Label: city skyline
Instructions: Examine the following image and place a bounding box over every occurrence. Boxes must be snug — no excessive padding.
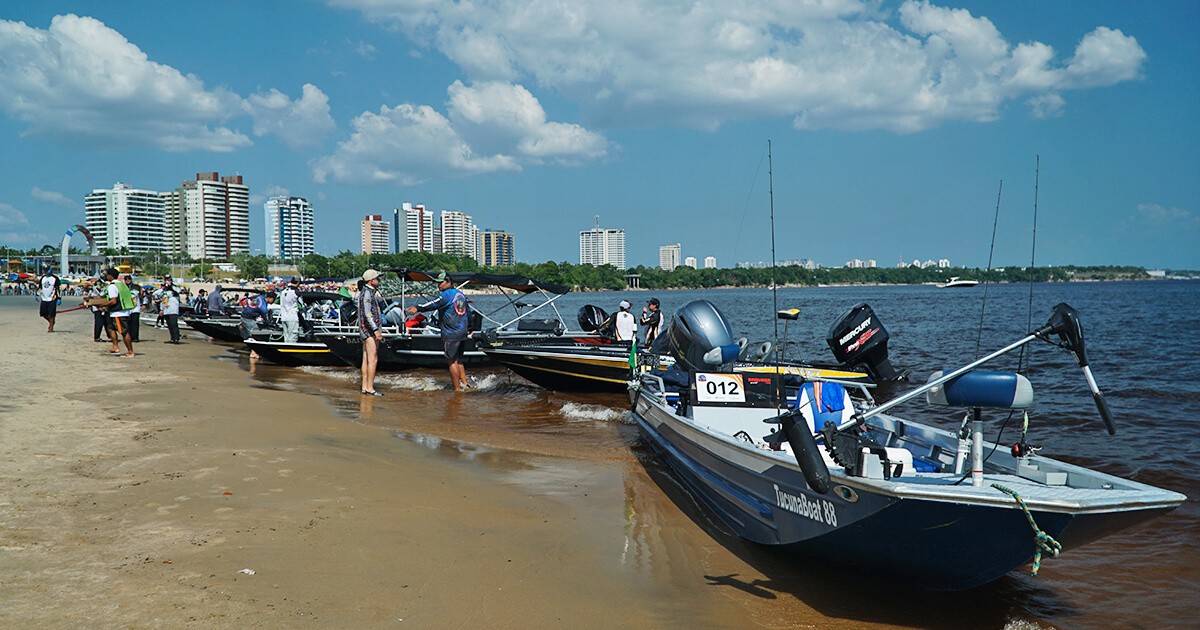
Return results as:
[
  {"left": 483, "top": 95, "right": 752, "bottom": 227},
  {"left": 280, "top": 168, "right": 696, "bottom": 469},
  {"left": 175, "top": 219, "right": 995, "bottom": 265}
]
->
[{"left": 0, "top": 3, "right": 1196, "bottom": 269}]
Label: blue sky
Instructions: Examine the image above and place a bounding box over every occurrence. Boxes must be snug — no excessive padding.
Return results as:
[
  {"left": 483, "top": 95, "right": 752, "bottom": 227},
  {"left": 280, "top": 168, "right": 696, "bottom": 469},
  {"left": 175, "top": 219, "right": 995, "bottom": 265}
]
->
[{"left": 1, "top": 1, "right": 1196, "bottom": 269}]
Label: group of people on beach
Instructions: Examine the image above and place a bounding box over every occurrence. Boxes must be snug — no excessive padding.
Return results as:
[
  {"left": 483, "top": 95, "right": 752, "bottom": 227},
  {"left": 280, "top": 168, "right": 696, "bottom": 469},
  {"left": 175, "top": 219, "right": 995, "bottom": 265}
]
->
[{"left": 35, "top": 267, "right": 189, "bottom": 357}]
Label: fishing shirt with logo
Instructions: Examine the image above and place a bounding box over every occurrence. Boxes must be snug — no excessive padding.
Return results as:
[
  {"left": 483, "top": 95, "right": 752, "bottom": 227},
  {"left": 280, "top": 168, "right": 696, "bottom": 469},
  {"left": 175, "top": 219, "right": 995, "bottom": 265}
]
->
[{"left": 415, "top": 288, "right": 470, "bottom": 339}]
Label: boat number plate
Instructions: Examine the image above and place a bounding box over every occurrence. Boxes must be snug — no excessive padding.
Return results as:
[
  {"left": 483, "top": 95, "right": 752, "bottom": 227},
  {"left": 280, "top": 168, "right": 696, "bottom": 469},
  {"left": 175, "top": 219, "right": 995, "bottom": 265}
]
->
[{"left": 696, "top": 373, "right": 745, "bottom": 403}]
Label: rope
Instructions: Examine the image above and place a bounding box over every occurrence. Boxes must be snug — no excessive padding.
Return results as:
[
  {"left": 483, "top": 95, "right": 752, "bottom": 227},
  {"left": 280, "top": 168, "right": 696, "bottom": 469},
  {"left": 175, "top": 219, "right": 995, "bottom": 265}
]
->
[{"left": 991, "top": 483, "right": 1061, "bottom": 576}]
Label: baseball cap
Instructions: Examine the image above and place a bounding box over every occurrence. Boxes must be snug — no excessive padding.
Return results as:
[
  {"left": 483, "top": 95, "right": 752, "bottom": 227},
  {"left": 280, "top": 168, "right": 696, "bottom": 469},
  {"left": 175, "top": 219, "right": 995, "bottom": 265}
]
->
[
  {"left": 362, "top": 269, "right": 381, "bottom": 281},
  {"left": 619, "top": 300, "right": 631, "bottom": 309},
  {"left": 433, "top": 271, "right": 449, "bottom": 283},
  {"left": 648, "top": 297, "right": 660, "bottom": 306}
]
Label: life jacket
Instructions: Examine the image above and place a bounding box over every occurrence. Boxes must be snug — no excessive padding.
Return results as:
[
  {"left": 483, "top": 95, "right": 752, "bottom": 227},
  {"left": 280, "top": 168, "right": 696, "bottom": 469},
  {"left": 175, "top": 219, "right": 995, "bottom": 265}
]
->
[{"left": 111, "top": 281, "right": 136, "bottom": 312}]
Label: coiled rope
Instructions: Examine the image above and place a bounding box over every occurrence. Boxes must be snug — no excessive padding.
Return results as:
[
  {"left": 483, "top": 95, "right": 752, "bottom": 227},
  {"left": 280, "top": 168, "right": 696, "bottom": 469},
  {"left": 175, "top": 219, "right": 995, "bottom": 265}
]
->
[{"left": 992, "top": 482, "right": 1062, "bottom": 575}]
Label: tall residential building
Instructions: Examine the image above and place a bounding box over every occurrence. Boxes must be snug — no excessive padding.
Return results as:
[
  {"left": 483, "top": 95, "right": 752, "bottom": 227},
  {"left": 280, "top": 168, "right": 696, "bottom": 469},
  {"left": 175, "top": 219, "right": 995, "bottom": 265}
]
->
[
  {"left": 440, "top": 210, "right": 479, "bottom": 261},
  {"left": 84, "top": 182, "right": 166, "bottom": 253},
  {"left": 480, "top": 230, "right": 515, "bottom": 267},
  {"left": 264, "top": 196, "right": 315, "bottom": 259},
  {"left": 683, "top": 256, "right": 697, "bottom": 269},
  {"left": 704, "top": 256, "right": 717, "bottom": 269},
  {"left": 394, "top": 202, "right": 435, "bottom": 253},
  {"left": 659, "top": 243, "right": 681, "bottom": 271},
  {"left": 163, "top": 172, "right": 250, "bottom": 260},
  {"left": 361, "top": 215, "right": 391, "bottom": 254},
  {"left": 579, "top": 217, "right": 626, "bottom": 268}
]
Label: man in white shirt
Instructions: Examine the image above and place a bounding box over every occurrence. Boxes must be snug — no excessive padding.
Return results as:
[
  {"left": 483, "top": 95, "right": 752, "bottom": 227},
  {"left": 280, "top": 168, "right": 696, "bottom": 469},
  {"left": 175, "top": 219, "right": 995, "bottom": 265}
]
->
[
  {"left": 601, "top": 300, "right": 638, "bottom": 342},
  {"left": 38, "top": 268, "right": 60, "bottom": 332},
  {"left": 101, "top": 268, "right": 136, "bottom": 357},
  {"left": 278, "top": 278, "right": 301, "bottom": 343}
]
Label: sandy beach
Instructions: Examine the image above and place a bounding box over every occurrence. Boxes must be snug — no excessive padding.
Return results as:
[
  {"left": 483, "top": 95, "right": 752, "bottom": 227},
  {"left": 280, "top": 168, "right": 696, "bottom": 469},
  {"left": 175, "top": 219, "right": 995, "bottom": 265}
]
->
[{"left": 1, "top": 296, "right": 862, "bottom": 629}]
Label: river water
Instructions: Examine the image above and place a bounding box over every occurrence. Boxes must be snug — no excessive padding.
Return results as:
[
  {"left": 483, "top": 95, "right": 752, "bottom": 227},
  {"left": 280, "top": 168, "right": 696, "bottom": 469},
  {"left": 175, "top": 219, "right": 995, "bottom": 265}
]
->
[{"left": 235, "top": 280, "right": 1199, "bottom": 628}]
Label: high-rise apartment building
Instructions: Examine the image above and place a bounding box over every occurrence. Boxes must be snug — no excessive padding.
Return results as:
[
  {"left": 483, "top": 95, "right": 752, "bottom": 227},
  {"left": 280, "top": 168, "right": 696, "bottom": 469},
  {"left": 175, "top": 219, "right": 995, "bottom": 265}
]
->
[
  {"left": 704, "top": 256, "right": 717, "bottom": 269},
  {"left": 659, "top": 243, "right": 681, "bottom": 271},
  {"left": 683, "top": 256, "right": 697, "bottom": 269},
  {"left": 394, "top": 202, "right": 435, "bottom": 253},
  {"left": 480, "top": 230, "right": 515, "bottom": 267},
  {"left": 361, "top": 215, "right": 391, "bottom": 254},
  {"left": 440, "top": 210, "right": 479, "bottom": 261},
  {"left": 579, "top": 217, "right": 625, "bottom": 268},
  {"left": 264, "top": 196, "right": 315, "bottom": 259},
  {"left": 162, "top": 172, "right": 250, "bottom": 260},
  {"left": 84, "top": 182, "right": 166, "bottom": 253}
]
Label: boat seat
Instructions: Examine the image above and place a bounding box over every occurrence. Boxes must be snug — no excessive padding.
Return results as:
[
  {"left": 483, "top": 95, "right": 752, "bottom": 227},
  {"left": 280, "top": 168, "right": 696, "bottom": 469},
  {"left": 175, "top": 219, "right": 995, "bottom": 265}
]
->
[
  {"left": 791, "top": 381, "right": 854, "bottom": 433},
  {"left": 925, "top": 370, "right": 1034, "bottom": 409},
  {"left": 516, "top": 318, "right": 564, "bottom": 333}
]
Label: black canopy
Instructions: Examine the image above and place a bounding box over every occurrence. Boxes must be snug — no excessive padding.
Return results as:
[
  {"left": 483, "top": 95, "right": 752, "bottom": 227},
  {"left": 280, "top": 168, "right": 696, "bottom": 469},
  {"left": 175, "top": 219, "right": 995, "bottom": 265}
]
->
[{"left": 388, "top": 268, "right": 569, "bottom": 295}]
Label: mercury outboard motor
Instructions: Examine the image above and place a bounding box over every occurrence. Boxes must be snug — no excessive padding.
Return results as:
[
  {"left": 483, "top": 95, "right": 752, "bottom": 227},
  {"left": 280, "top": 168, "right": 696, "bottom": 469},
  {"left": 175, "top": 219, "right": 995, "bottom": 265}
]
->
[
  {"left": 669, "top": 300, "right": 742, "bottom": 372},
  {"left": 578, "top": 305, "right": 608, "bottom": 332},
  {"left": 826, "top": 303, "right": 899, "bottom": 382}
]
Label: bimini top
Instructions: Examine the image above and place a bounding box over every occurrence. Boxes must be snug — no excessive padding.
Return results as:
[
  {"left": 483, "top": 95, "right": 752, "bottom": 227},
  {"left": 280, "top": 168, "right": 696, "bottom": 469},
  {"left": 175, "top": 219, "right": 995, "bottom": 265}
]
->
[
  {"left": 389, "top": 268, "right": 570, "bottom": 295},
  {"left": 297, "top": 291, "right": 354, "bottom": 303}
]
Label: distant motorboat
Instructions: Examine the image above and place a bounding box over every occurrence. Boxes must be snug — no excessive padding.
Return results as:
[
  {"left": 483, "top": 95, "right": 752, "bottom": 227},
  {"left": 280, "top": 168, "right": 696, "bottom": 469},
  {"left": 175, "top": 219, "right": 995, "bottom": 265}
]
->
[{"left": 937, "top": 276, "right": 979, "bottom": 288}]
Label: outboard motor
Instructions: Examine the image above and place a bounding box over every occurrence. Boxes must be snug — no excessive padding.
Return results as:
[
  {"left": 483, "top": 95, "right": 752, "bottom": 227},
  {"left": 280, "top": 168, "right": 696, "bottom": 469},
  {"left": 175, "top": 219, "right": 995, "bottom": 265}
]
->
[
  {"left": 826, "top": 303, "right": 900, "bottom": 382},
  {"left": 578, "top": 305, "right": 608, "bottom": 332},
  {"left": 669, "top": 300, "right": 741, "bottom": 372}
]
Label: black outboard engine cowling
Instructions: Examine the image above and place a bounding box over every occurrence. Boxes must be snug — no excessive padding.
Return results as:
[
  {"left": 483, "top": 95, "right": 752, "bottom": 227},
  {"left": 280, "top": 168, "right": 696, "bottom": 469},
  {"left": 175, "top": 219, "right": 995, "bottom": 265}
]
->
[
  {"left": 669, "top": 300, "right": 741, "bottom": 372},
  {"left": 578, "top": 305, "right": 608, "bottom": 332},
  {"left": 826, "top": 303, "right": 899, "bottom": 382}
]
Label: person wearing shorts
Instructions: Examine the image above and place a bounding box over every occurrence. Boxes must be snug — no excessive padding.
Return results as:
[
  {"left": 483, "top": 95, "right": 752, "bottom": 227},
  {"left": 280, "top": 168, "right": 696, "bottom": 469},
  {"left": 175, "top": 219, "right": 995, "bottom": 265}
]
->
[
  {"left": 408, "top": 271, "right": 472, "bottom": 392},
  {"left": 101, "top": 268, "right": 135, "bottom": 357},
  {"left": 37, "top": 270, "right": 60, "bottom": 332}
]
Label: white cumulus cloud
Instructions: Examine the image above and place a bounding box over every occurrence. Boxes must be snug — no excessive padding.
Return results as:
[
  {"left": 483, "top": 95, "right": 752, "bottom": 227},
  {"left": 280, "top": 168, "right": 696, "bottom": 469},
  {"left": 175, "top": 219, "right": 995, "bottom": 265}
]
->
[
  {"left": 0, "top": 202, "right": 37, "bottom": 245},
  {"left": 31, "top": 187, "right": 76, "bottom": 207},
  {"left": 331, "top": 0, "right": 1148, "bottom": 133},
  {"left": 1134, "top": 204, "right": 1200, "bottom": 229},
  {"left": 313, "top": 80, "right": 610, "bottom": 185},
  {"left": 0, "top": 14, "right": 333, "bottom": 152},
  {"left": 245, "top": 84, "right": 337, "bottom": 149}
]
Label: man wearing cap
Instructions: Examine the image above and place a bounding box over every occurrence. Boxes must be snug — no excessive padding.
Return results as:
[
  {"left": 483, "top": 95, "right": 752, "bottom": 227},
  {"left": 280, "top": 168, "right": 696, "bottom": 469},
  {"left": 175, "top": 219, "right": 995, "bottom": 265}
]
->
[
  {"left": 640, "top": 297, "right": 664, "bottom": 344},
  {"left": 358, "top": 269, "right": 384, "bottom": 396},
  {"left": 407, "top": 271, "right": 472, "bottom": 391},
  {"left": 100, "top": 267, "right": 136, "bottom": 357},
  {"left": 601, "top": 300, "right": 638, "bottom": 342},
  {"left": 279, "top": 277, "right": 301, "bottom": 343}
]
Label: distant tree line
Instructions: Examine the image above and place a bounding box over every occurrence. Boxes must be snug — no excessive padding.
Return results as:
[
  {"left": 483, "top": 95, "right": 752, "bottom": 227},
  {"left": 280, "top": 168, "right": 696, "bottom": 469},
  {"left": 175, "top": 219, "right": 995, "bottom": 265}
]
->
[{"left": 3, "top": 240, "right": 1190, "bottom": 287}]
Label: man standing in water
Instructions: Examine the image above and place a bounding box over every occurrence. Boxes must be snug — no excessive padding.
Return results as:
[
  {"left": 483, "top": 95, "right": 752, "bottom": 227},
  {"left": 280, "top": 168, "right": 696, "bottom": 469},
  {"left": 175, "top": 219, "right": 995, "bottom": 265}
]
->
[
  {"left": 358, "top": 269, "right": 384, "bottom": 396},
  {"left": 407, "top": 271, "right": 471, "bottom": 391},
  {"left": 37, "top": 267, "right": 61, "bottom": 332}
]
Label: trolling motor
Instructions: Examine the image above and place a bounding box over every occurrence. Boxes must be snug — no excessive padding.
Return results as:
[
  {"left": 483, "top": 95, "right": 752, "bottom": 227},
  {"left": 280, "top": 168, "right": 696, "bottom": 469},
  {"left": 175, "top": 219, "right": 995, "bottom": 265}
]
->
[{"left": 1038, "top": 303, "right": 1117, "bottom": 435}]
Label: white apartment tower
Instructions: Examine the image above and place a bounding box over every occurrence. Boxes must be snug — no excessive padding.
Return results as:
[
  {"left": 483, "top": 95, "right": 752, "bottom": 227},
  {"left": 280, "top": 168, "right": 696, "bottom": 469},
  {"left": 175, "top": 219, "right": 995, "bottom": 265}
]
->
[
  {"left": 84, "top": 182, "right": 166, "bottom": 253},
  {"left": 704, "top": 256, "right": 717, "bottom": 269},
  {"left": 394, "top": 202, "right": 435, "bottom": 253},
  {"left": 440, "top": 210, "right": 479, "bottom": 261},
  {"left": 264, "top": 196, "right": 315, "bottom": 259},
  {"left": 361, "top": 215, "right": 391, "bottom": 254},
  {"left": 683, "top": 256, "right": 697, "bottom": 269},
  {"left": 162, "top": 172, "right": 250, "bottom": 260},
  {"left": 579, "top": 217, "right": 626, "bottom": 268},
  {"left": 659, "top": 243, "right": 681, "bottom": 271}
]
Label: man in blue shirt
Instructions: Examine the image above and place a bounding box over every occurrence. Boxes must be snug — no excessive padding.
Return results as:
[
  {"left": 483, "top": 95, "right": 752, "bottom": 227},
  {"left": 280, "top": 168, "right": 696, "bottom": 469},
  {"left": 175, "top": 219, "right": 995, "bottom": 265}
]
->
[
  {"left": 408, "top": 271, "right": 471, "bottom": 391},
  {"left": 240, "top": 291, "right": 274, "bottom": 359}
]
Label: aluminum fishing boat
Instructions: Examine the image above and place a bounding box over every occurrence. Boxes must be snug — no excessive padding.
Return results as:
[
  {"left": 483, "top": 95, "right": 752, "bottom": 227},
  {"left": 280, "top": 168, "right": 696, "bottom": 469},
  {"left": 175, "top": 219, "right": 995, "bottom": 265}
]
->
[{"left": 629, "top": 300, "right": 1185, "bottom": 590}]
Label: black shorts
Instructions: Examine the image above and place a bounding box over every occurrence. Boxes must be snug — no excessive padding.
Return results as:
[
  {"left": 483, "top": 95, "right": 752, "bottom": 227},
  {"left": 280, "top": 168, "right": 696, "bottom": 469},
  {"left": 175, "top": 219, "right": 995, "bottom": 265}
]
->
[
  {"left": 443, "top": 336, "right": 467, "bottom": 364},
  {"left": 109, "top": 315, "right": 130, "bottom": 335},
  {"left": 39, "top": 300, "right": 57, "bottom": 318}
]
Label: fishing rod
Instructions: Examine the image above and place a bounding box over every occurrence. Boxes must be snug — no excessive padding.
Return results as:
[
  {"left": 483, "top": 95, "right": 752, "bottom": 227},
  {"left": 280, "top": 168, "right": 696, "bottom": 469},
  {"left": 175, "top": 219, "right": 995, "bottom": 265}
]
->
[{"left": 975, "top": 180, "right": 1002, "bottom": 358}]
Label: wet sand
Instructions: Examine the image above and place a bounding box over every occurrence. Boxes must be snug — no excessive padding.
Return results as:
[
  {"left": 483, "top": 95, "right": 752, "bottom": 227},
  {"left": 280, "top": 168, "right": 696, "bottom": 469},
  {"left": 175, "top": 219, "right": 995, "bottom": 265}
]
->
[{"left": 1, "top": 296, "right": 881, "bottom": 628}]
